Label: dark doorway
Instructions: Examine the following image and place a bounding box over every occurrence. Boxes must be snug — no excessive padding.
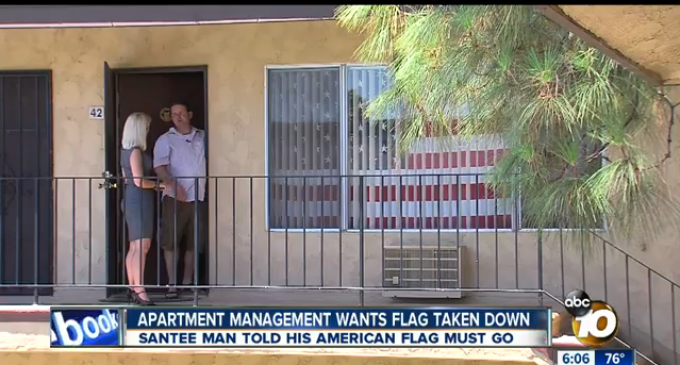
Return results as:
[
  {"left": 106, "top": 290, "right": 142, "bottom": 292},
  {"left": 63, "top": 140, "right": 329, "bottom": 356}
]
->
[
  {"left": 0, "top": 70, "right": 53, "bottom": 296},
  {"left": 103, "top": 65, "right": 209, "bottom": 300}
]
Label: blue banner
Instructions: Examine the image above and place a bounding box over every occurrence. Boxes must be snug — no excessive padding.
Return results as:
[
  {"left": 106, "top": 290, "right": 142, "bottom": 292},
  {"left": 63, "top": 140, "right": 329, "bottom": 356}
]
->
[
  {"left": 125, "top": 308, "right": 549, "bottom": 330},
  {"left": 51, "top": 308, "right": 120, "bottom": 347},
  {"left": 594, "top": 349, "right": 635, "bottom": 365}
]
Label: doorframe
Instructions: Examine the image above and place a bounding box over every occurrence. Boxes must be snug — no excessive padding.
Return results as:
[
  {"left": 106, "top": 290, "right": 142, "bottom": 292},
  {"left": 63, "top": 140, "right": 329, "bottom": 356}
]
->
[{"left": 104, "top": 64, "right": 210, "bottom": 298}]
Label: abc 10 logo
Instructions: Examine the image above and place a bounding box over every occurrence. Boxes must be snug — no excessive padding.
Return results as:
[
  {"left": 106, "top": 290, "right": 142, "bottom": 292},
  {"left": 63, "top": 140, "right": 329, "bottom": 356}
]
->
[{"left": 565, "top": 289, "right": 619, "bottom": 347}]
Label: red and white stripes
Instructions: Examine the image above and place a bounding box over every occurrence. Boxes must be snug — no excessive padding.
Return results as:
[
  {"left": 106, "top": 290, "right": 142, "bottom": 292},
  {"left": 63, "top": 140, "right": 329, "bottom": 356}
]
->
[
  {"left": 269, "top": 135, "right": 513, "bottom": 230},
  {"left": 350, "top": 135, "right": 510, "bottom": 229}
]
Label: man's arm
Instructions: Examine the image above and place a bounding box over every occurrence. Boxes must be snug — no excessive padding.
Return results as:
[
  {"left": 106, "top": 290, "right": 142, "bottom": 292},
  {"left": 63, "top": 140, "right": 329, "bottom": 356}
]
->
[
  {"left": 156, "top": 164, "right": 187, "bottom": 201},
  {"left": 154, "top": 165, "right": 172, "bottom": 183},
  {"left": 153, "top": 135, "right": 187, "bottom": 201},
  {"left": 153, "top": 135, "right": 173, "bottom": 183}
]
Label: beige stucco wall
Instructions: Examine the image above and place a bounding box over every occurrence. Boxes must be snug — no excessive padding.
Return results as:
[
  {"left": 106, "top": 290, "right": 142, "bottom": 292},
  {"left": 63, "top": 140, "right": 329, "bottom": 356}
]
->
[
  {"left": 0, "top": 20, "right": 677, "bottom": 361},
  {"left": 559, "top": 5, "right": 680, "bottom": 84}
]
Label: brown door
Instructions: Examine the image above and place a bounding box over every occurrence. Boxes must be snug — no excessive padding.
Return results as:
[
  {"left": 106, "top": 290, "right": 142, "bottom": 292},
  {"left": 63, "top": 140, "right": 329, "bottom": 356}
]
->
[
  {"left": 115, "top": 70, "right": 207, "bottom": 293},
  {"left": 0, "top": 70, "right": 53, "bottom": 296}
]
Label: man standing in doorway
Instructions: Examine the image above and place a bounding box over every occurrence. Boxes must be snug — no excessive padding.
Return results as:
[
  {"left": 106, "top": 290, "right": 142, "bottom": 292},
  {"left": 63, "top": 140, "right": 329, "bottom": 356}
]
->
[{"left": 154, "top": 102, "right": 207, "bottom": 299}]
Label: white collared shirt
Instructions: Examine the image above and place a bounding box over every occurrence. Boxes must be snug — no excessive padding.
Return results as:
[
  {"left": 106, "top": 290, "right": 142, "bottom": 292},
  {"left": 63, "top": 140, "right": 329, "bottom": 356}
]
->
[{"left": 153, "top": 127, "right": 207, "bottom": 202}]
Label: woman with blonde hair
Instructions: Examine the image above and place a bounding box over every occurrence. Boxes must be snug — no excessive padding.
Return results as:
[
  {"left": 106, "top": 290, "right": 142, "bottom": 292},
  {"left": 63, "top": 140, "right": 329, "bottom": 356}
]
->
[{"left": 120, "top": 112, "right": 164, "bottom": 305}]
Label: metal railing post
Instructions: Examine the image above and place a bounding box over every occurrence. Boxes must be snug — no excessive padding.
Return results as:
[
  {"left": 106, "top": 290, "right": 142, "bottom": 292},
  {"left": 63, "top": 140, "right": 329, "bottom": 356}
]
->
[
  {"left": 359, "top": 175, "right": 365, "bottom": 307},
  {"left": 537, "top": 229, "right": 543, "bottom": 307}
]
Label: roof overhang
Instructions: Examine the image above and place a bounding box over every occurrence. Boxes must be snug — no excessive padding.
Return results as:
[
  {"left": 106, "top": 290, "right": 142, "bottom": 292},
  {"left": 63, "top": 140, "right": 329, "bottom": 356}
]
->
[
  {"left": 0, "top": 5, "right": 338, "bottom": 29},
  {"left": 6, "top": 5, "right": 678, "bottom": 87},
  {"left": 537, "top": 5, "right": 680, "bottom": 87}
]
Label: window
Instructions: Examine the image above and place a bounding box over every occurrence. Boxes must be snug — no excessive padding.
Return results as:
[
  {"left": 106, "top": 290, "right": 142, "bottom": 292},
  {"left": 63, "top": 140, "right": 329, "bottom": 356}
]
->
[
  {"left": 266, "top": 67, "right": 342, "bottom": 229},
  {"left": 266, "top": 65, "right": 514, "bottom": 231}
]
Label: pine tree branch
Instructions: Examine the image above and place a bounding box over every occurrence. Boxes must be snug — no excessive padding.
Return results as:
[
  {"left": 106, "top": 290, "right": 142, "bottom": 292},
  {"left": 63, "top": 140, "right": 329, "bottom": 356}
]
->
[
  {"left": 646, "top": 98, "right": 680, "bottom": 170},
  {"left": 587, "top": 92, "right": 639, "bottom": 162},
  {"left": 547, "top": 164, "right": 568, "bottom": 183}
]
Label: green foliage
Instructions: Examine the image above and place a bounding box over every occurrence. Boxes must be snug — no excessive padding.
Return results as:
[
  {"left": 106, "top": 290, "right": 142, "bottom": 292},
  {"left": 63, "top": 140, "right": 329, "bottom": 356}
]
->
[{"left": 336, "top": 5, "right": 678, "bottom": 239}]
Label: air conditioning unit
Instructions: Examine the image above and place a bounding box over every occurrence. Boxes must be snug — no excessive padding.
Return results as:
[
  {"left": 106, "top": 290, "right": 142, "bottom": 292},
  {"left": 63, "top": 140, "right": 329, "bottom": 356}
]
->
[{"left": 382, "top": 246, "right": 463, "bottom": 299}]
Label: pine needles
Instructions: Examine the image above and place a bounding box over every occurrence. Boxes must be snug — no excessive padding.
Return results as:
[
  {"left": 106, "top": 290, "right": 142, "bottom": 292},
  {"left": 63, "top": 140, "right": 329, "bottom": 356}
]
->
[{"left": 336, "top": 5, "right": 680, "bottom": 243}]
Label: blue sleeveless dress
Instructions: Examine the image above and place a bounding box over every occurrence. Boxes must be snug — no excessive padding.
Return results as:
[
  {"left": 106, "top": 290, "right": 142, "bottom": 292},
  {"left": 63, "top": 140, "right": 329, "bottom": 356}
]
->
[{"left": 120, "top": 147, "right": 156, "bottom": 241}]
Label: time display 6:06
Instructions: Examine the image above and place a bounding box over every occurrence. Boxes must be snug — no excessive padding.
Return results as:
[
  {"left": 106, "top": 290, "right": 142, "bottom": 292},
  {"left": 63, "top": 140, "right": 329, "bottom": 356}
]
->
[{"left": 558, "top": 350, "right": 593, "bottom": 365}]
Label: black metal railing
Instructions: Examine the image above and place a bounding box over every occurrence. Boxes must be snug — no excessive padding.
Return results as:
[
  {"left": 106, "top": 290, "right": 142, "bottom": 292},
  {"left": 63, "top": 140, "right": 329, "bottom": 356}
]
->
[{"left": 0, "top": 174, "right": 677, "bottom": 365}]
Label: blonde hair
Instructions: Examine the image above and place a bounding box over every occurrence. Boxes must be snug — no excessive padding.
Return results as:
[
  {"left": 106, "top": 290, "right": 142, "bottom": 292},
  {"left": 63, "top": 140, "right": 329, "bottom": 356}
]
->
[{"left": 121, "top": 112, "right": 151, "bottom": 151}]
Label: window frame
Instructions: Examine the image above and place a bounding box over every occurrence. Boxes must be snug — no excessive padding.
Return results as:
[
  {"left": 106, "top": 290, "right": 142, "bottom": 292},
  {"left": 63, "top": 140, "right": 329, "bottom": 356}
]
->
[{"left": 263, "top": 64, "right": 607, "bottom": 233}]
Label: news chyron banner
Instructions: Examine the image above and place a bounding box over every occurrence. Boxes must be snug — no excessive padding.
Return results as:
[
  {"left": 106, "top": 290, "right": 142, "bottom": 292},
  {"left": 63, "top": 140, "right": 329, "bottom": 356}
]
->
[
  {"left": 123, "top": 308, "right": 552, "bottom": 347},
  {"left": 50, "top": 307, "right": 121, "bottom": 347}
]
